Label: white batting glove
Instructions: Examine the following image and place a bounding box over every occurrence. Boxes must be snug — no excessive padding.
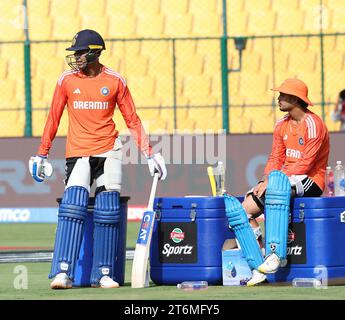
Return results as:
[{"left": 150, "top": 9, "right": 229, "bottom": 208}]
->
[
  {"left": 29, "top": 155, "right": 53, "bottom": 183},
  {"left": 147, "top": 153, "right": 167, "bottom": 180}
]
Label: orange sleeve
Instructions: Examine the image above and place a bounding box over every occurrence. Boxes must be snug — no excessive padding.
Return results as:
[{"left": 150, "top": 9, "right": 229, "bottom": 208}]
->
[
  {"left": 37, "top": 81, "right": 67, "bottom": 156},
  {"left": 282, "top": 122, "right": 326, "bottom": 176},
  {"left": 116, "top": 80, "right": 153, "bottom": 156},
  {"left": 264, "top": 122, "right": 286, "bottom": 175}
]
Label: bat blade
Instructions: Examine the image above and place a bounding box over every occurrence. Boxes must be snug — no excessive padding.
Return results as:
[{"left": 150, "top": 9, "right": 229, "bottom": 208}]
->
[
  {"left": 131, "top": 172, "right": 159, "bottom": 289},
  {"left": 131, "top": 209, "right": 155, "bottom": 288}
]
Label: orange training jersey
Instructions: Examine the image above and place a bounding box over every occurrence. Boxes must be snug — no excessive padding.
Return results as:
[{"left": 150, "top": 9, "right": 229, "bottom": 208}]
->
[
  {"left": 264, "top": 110, "right": 329, "bottom": 190},
  {"left": 38, "top": 66, "right": 152, "bottom": 158}
]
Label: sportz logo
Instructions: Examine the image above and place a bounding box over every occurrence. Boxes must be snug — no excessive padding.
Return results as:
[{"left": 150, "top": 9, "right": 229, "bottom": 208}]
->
[
  {"left": 162, "top": 244, "right": 193, "bottom": 257},
  {"left": 287, "top": 246, "right": 302, "bottom": 255}
]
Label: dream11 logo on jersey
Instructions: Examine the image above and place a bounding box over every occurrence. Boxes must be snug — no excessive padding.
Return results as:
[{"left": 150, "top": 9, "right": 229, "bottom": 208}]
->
[{"left": 159, "top": 222, "right": 197, "bottom": 263}]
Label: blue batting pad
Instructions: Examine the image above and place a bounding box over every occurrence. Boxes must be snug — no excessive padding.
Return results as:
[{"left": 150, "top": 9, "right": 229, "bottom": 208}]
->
[
  {"left": 90, "top": 191, "right": 121, "bottom": 285},
  {"left": 265, "top": 170, "right": 291, "bottom": 259},
  {"left": 49, "top": 186, "right": 89, "bottom": 280},
  {"left": 224, "top": 194, "right": 264, "bottom": 270}
]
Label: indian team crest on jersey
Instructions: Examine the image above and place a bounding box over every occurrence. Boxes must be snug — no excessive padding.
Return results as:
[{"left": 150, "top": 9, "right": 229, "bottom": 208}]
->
[{"left": 100, "top": 86, "right": 110, "bottom": 96}]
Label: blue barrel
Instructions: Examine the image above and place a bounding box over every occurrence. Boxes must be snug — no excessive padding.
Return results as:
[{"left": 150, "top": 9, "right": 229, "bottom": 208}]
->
[
  {"left": 150, "top": 196, "right": 234, "bottom": 285},
  {"left": 57, "top": 196, "right": 129, "bottom": 287},
  {"left": 267, "top": 196, "right": 345, "bottom": 284}
]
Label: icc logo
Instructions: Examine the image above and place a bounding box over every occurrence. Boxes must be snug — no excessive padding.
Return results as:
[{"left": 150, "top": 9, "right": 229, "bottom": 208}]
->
[{"left": 100, "top": 86, "right": 110, "bottom": 96}]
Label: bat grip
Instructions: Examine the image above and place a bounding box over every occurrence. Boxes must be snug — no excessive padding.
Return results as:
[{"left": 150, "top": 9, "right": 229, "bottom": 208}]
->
[{"left": 147, "top": 172, "right": 159, "bottom": 210}]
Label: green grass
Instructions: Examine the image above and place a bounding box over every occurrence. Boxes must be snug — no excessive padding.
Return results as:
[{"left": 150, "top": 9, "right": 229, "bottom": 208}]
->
[
  {"left": 0, "top": 222, "right": 141, "bottom": 250},
  {"left": 0, "top": 262, "right": 344, "bottom": 300},
  {"left": 1, "top": 223, "right": 345, "bottom": 300}
]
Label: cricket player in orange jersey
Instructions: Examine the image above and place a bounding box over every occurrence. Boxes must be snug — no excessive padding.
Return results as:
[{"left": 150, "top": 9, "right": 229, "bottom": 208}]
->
[
  {"left": 28, "top": 29, "right": 167, "bottom": 289},
  {"left": 224, "top": 78, "right": 330, "bottom": 286}
]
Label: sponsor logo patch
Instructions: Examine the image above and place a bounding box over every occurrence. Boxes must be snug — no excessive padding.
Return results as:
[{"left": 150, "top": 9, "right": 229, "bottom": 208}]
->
[
  {"left": 137, "top": 211, "right": 154, "bottom": 245},
  {"left": 158, "top": 222, "right": 197, "bottom": 263},
  {"left": 170, "top": 228, "right": 185, "bottom": 243},
  {"left": 287, "top": 229, "right": 295, "bottom": 244},
  {"left": 286, "top": 222, "right": 306, "bottom": 265}
]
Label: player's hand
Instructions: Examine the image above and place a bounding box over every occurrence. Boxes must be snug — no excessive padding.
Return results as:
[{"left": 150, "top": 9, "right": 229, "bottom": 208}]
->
[
  {"left": 29, "top": 155, "right": 53, "bottom": 182},
  {"left": 147, "top": 153, "right": 167, "bottom": 180},
  {"left": 253, "top": 179, "right": 268, "bottom": 198}
]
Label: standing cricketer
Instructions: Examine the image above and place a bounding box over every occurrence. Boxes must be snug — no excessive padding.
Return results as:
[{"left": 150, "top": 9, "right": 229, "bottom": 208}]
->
[{"left": 28, "top": 29, "right": 167, "bottom": 289}]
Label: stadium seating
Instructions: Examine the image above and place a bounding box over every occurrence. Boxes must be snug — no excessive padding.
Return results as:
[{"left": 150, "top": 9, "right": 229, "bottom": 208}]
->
[
  {"left": 108, "top": 14, "right": 137, "bottom": 38},
  {"left": 133, "top": 0, "right": 161, "bottom": 15},
  {"left": 275, "top": 10, "right": 305, "bottom": 35},
  {"left": 160, "top": 0, "right": 189, "bottom": 15},
  {"left": 2, "top": 0, "right": 345, "bottom": 137},
  {"left": 164, "top": 14, "right": 193, "bottom": 37},
  {"left": 229, "top": 106, "right": 252, "bottom": 134},
  {"left": 127, "top": 75, "right": 156, "bottom": 106},
  {"left": 0, "top": 60, "right": 8, "bottom": 80},
  {"left": 136, "top": 13, "right": 165, "bottom": 38},
  {"left": 0, "top": 79, "right": 16, "bottom": 109},
  {"left": 0, "top": 1, "right": 25, "bottom": 41},
  {"left": 249, "top": 106, "right": 275, "bottom": 133},
  {"left": 52, "top": 16, "right": 81, "bottom": 40},
  {"left": 0, "top": 111, "right": 25, "bottom": 136}
]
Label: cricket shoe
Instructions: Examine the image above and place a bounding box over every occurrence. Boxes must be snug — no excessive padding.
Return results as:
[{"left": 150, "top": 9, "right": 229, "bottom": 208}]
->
[
  {"left": 50, "top": 273, "right": 72, "bottom": 289},
  {"left": 246, "top": 270, "right": 267, "bottom": 287},
  {"left": 92, "top": 276, "right": 120, "bottom": 288},
  {"left": 258, "top": 253, "right": 281, "bottom": 274}
]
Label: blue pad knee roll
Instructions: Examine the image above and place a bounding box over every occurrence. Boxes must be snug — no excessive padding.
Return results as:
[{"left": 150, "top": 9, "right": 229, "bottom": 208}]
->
[
  {"left": 224, "top": 194, "right": 264, "bottom": 270},
  {"left": 49, "top": 186, "right": 89, "bottom": 280},
  {"left": 265, "top": 170, "right": 291, "bottom": 260},
  {"left": 90, "top": 191, "right": 121, "bottom": 285}
]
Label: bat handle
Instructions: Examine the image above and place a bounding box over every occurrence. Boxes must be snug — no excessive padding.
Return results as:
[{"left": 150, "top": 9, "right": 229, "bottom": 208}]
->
[{"left": 147, "top": 172, "right": 159, "bottom": 210}]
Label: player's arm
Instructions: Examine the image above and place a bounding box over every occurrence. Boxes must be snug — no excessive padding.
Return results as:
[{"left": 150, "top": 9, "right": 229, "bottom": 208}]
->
[
  {"left": 38, "top": 81, "right": 68, "bottom": 156},
  {"left": 29, "top": 80, "right": 67, "bottom": 182},
  {"left": 116, "top": 79, "right": 167, "bottom": 180}
]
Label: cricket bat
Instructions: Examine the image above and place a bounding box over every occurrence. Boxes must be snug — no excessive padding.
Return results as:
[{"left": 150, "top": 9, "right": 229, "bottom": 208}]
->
[{"left": 131, "top": 172, "right": 160, "bottom": 288}]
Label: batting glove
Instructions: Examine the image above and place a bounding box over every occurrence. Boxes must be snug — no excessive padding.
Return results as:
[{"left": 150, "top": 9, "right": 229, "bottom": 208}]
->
[
  {"left": 29, "top": 155, "right": 53, "bottom": 183},
  {"left": 147, "top": 153, "right": 167, "bottom": 180}
]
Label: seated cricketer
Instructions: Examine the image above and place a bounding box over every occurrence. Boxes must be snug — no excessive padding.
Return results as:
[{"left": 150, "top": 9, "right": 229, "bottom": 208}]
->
[{"left": 224, "top": 78, "right": 330, "bottom": 286}]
